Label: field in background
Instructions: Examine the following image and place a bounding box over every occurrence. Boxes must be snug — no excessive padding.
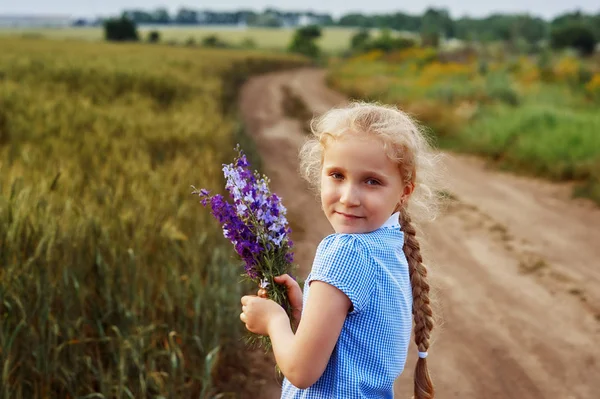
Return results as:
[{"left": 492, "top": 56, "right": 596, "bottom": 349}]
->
[
  {"left": 328, "top": 48, "right": 600, "bottom": 204},
  {"left": 0, "top": 26, "right": 363, "bottom": 52},
  {"left": 0, "top": 37, "right": 307, "bottom": 398}
]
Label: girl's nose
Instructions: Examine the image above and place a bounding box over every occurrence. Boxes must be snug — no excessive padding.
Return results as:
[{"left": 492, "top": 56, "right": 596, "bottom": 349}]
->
[{"left": 340, "top": 184, "right": 360, "bottom": 206}]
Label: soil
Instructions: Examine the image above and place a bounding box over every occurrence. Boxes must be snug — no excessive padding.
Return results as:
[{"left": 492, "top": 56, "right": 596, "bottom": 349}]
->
[{"left": 238, "top": 67, "right": 600, "bottom": 399}]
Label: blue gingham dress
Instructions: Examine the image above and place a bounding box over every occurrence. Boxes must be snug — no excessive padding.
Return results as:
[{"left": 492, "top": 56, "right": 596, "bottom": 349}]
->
[{"left": 280, "top": 212, "right": 413, "bottom": 398}]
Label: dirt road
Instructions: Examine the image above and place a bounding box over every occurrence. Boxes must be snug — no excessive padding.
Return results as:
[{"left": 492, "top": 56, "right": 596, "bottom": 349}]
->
[{"left": 239, "top": 68, "right": 600, "bottom": 399}]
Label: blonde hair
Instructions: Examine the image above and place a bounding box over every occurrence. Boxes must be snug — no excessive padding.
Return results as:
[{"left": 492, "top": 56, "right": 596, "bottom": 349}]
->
[{"left": 299, "top": 101, "right": 440, "bottom": 399}]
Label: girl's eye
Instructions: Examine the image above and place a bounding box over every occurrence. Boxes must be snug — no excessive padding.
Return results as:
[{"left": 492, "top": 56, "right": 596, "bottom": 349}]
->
[
  {"left": 366, "top": 179, "right": 381, "bottom": 186},
  {"left": 330, "top": 172, "right": 343, "bottom": 180}
]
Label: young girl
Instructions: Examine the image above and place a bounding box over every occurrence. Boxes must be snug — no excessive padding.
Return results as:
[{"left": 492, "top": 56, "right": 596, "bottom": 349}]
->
[{"left": 240, "top": 101, "right": 439, "bottom": 398}]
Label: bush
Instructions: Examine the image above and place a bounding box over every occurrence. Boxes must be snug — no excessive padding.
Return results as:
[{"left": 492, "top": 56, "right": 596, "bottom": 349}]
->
[
  {"left": 186, "top": 37, "right": 197, "bottom": 47},
  {"left": 350, "top": 29, "right": 371, "bottom": 51},
  {"left": 421, "top": 31, "right": 440, "bottom": 48},
  {"left": 147, "top": 30, "right": 161, "bottom": 43},
  {"left": 201, "top": 35, "right": 228, "bottom": 48},
  {"left": 585, "top": 73, "right": 600, "bottom": 101},
  {"left": 240, "top": 37, "right": 257, "bottom": 49},
  {"left": 103, "top": 16, "right": 139, "bottom": 42},
  {"left": 551, "top": 23, "right": 597, "bottom": 56},
  {"left": 351, "top": 29, "right": 416, "bottom": 54},
  {"left": 537, "top": 48, "right": 554, "bottom": 82},
  {"left": 369, "top": 31, "right": 416, "bottom": 53},
  {"left": 288, "top": 25, "right": 322, "bottom": 58}
]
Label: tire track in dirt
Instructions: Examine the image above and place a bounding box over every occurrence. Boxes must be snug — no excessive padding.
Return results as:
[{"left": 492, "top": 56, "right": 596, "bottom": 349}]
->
[{"left": 239, "top": 67, "right": 600, "bottom": 399}]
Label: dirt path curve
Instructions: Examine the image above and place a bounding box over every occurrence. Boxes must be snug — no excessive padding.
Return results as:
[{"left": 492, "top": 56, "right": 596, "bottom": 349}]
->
[{"left": 239, "top": 67, "right": 600, "bottom": 399}]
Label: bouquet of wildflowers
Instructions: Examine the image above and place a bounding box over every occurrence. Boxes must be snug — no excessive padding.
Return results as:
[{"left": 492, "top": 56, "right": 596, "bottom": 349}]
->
[{"left": 192, "top": 146, "right": 296, "bottom": 348}]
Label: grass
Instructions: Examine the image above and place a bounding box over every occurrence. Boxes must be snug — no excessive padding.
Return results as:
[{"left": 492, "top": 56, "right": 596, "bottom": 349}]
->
[
  {"left": 0, "top": 37, "right": 307, "bottom": 398},
  {"left": 457, "top": 100, "right": 600, "bottom": 181},
  {"left": 0, "top": 26, "right": 361, "bottom": 53}
]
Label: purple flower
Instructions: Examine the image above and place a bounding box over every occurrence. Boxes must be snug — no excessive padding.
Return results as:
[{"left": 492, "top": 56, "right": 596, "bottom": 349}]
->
[
  {"left": 192, "top": 148, "right": 297, "bottom": 349},
  {"left": 191, "top": 146, "right": 295, "bottom": 283}
]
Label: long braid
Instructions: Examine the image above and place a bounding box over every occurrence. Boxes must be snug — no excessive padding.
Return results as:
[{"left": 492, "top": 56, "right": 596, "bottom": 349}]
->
[{"left": 400, "top": 208, "right": 435, "bottom": 399}]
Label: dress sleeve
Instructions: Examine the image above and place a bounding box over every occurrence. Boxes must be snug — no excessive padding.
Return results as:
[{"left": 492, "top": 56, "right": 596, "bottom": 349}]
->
[{"left": 307, "top": 234, "right": 375, "bottom": 314}]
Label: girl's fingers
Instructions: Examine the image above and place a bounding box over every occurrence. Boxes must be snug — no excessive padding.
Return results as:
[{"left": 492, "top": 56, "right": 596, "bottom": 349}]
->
[
  {"left": 241, "top": 295, "right": 257, "bottom": 305},
  {"left": 274, "top": 274, "right": 293, "bottom": 287}
]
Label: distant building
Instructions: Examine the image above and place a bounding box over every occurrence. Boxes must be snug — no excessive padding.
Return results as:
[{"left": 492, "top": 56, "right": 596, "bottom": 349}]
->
[
  {"left": 0, "top": 15, "right": 72, "bottom": 28},
  {"left": 281, "top": 13, "right": 325, "bottom": 28},
  {"left": 297, "top": 15, "right": 316, "bottom": 26}
]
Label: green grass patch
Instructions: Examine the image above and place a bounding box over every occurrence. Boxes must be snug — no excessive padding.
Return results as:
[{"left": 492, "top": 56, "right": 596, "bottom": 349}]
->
[{"left": 457, "top": 102, "right": 600, "bottom": 181}]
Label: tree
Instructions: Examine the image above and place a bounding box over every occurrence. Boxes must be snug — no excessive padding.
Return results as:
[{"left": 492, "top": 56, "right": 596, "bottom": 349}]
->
[
  {"left": 515, "top": 15, "right": 548, "bottom": 44},
  {"left": 421, "top": 8, "right": 454, "bottom": 38},
  {"left": 175, "top": 8, "right": 198, "bottom": 24},
  {"left": 551, "top": 23, "right": 597, "bottom": 55},
  {"left": 552, "top": 11, "right": 600, "bottom": 43},
  {"left": 339, "top": 13, "right": 373, "bottom": 28},
  {"left": 123, "top": 10, "right": 153, "bottom": 23},
  {"left": 152, "top": 8, "right": 170, "bottom": 24},
  {"left": 104, "top": 15, "right": 139, "bottom": 42},
  {"left": 288, "top": 25, "right": 322, "bottom": 58}
]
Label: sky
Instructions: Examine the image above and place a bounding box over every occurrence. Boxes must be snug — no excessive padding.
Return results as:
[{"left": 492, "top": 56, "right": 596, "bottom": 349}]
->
[{"left": 0, "top": 1, "right": 598, "bottom": 20}]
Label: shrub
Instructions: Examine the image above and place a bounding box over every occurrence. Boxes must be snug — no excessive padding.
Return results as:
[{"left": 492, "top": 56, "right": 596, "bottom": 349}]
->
[
  {"left": 147, "top": 30, "right": 161, "bottom": 43},
  {"left": 366, "top": 30, "right": 416, "bottom": 53},
  {"left": 553, "top": 56, "right": 582, "bottom": 84},
  {"left": 288, "top": 25, "right": 322, "bottom": 58},
  {"left": 201, "top": 35, "right": 227, "bottom": 48},
  {"left": 103, "top": 16, "right": 139, "bottom": 42},
  {"left": 421, "top": 31, "right": 440, "bottom": 48},
  {"left": 585, "top": 73, "right": 600, "bottom": 101},
  {"left": 350, "top": 29, "right": 370, "bottom": 51},
  {"left": 551, "top": 23, "right": 597, "bottom": 56},
  {"left": 240, "top": 37, "right": 257, "bottom": 49},
  {"left": 186, "top": 37, "right": 197, "bottom": 47}
]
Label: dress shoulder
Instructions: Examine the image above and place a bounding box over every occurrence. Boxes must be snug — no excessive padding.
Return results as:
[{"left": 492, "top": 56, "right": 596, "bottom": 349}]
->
[{"left": 309, "top": 234, "right": 375, "bottom": 313}]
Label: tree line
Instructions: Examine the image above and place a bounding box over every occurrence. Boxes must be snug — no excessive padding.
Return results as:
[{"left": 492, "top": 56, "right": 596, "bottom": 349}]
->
[
  {"left": 102, "top": 7, "right": 599, "bottom": 56},
  {"left": 96, "top": 7, "right": 600, "bottom": 44},
  {"left": 119, "top": 8, "right": 333, "bottom": 27}
]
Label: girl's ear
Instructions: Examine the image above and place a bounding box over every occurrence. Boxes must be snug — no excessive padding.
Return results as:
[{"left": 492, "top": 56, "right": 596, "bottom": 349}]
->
[
  {"left": 401, "top": 182, "right": 415, "bottom": 203},
  {"left": 396, "top": 183, "right": 415, "bottom": 212}
]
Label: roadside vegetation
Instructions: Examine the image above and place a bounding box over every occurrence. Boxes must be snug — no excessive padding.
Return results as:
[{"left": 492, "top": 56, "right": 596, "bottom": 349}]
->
[
  {"left": 327, "top": 18, "right": 600, "bottom": 204},
  {"left": 0, "top": 37, "right": 307, "bottom": 397}
]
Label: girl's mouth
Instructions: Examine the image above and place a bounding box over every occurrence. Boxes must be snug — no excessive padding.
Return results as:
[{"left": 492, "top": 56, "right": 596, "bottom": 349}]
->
[{"left": 336, "top": 211, "right": 363, "bottom": 219}]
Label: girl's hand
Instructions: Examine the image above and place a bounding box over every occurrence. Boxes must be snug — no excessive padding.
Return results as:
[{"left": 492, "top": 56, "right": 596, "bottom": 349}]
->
[
  {"left": 240, "top": 295, "right": 288, "bottom": 336},
  {"left": 274, "top": 274, "right": 303, "bottom": 329}
]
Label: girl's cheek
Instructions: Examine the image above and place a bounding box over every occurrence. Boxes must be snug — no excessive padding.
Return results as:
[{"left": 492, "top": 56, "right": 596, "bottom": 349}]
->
[
  {"left": 327, "top": 189, "right": 340, "bottom": 203},
  {"left": 321, "top": 182, "right": 334, "bottom": 199}
]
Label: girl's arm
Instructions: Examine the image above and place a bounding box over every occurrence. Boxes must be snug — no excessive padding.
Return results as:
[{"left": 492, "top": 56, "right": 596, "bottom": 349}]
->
[{"left": 267, "top": 281, "right": 350, "bottom": 389}]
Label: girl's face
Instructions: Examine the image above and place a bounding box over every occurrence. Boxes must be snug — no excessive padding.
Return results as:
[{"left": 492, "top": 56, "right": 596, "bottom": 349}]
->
[{"left": 320, "top": 135, "right": 409, "bottom": 234}]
